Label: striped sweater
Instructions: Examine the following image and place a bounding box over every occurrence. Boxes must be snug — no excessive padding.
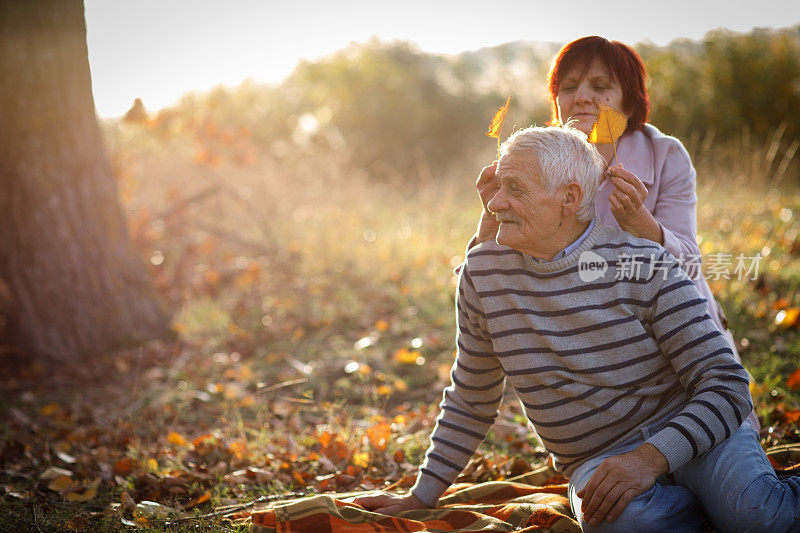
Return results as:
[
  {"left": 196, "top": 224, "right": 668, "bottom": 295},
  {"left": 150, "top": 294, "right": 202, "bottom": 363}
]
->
[{"left": 410, "top": 221, "right": 752, "bottom": 507}]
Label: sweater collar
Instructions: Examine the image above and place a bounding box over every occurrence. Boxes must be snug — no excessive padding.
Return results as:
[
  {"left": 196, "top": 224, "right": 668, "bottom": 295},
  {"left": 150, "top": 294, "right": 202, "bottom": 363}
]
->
[{"left": 522, "top": 218, "right": 604, "bottom": 272}]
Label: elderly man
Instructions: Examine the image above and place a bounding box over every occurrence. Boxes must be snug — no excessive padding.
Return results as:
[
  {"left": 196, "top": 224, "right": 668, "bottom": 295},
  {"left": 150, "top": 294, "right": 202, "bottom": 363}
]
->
[{"left": 355, "top": 126, "right": 800, "bottom": 531}]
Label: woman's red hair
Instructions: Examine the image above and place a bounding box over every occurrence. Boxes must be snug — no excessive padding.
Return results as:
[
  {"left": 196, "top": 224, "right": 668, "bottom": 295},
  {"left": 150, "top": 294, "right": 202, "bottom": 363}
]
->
[{"left": 547, "top": 36, "right": 649, "bottom": 134}]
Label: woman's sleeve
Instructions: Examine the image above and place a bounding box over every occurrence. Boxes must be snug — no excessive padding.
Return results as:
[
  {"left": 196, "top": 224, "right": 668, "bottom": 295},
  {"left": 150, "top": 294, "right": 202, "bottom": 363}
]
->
[{"left": 652, "top": 141, "right": 702, "bottom": 263}]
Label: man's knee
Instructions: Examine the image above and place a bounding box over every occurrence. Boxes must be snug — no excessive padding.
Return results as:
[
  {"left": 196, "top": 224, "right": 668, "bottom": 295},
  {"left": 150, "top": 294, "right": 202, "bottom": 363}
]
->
[
  {"left": 575, "top": 483, "right": 705, "bottom": 533},
  {"left": 705, "top": 474, "right": 800, "bottom": 533}
]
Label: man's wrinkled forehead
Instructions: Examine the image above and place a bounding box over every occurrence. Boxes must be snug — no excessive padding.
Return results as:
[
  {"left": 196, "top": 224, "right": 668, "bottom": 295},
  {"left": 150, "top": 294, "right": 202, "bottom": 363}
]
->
[{"left": 497, "top": 150, "right": 540, "bottom": 180}]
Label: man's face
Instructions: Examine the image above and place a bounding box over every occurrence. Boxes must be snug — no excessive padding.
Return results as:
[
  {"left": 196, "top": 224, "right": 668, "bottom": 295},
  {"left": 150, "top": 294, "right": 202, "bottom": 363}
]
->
[{"left": 487, "top": 151, "right": 565, "bottom": 255}]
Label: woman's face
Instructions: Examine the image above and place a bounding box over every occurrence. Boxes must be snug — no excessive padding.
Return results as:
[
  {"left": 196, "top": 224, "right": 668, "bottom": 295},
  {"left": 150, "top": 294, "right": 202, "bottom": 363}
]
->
[{"left": 556, "top": 57, "right": 626, "bottom": 135}]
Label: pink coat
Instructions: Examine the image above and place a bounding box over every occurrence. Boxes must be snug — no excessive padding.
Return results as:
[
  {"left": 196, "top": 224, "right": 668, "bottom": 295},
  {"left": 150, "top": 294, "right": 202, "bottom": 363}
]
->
[{"left": 598, "top": 124, "right": 730, "bottom": 334}]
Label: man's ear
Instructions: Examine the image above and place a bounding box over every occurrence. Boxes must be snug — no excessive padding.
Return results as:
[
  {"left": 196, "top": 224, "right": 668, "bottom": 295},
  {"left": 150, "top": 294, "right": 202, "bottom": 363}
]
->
[{"left": 561, "top": 183, "right": 584, "bottom": 217}]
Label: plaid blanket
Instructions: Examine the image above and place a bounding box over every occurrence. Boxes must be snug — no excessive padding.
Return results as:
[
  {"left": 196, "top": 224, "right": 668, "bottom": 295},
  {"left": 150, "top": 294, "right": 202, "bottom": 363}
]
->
[
  {"left": 244, "top": 463, "right": 578, "bottom": 532},
  {"left": 239, "top": 444, "right": 800, "bottom": 533}
]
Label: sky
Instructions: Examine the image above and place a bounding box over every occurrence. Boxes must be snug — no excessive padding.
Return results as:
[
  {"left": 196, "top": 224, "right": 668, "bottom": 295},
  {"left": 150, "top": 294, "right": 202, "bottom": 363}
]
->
[{"left": 84, "top": 0, "right": 800, "bottom": 118}]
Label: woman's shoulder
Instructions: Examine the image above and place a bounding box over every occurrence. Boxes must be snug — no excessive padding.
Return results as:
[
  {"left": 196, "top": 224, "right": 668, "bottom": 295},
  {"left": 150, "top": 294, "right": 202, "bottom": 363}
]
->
[
  {"left": 641, "top": 124, "right": 691, "bottom": 155},
  {"left": 639, "top": 123, "right": 693, "bottom": 168}
]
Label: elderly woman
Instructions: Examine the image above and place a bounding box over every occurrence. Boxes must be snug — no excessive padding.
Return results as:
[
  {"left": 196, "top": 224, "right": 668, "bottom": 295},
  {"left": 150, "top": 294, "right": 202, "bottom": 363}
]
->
[{"left": 470, "top": 36, "right": 758, "bottom": 428}]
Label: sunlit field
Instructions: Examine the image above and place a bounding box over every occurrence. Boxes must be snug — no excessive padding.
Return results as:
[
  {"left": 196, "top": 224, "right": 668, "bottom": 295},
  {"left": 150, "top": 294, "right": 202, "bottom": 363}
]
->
[{"left": 2, "top": 105, "right": 800, "bottom": 530}]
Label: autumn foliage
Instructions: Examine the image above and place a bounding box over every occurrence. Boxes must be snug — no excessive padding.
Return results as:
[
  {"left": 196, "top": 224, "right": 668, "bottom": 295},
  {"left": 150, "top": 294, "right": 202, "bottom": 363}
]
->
[{"left": 3, "top": 30, "right": 800, "bottom": 531}]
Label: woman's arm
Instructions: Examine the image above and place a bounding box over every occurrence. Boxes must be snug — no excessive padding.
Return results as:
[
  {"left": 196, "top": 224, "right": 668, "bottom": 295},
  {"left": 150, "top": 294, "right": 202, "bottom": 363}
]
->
[
  {"left": 607, "top": 165, "right": 664, "bottom": 244},
  {"left": 608, "top": 141, "right": 700, "bottom": 261}
]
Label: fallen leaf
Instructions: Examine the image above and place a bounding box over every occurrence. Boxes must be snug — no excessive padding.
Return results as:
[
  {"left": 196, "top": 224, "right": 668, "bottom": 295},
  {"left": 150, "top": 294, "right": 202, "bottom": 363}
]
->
[
  {"left": 40, "top": 466, "right": 73, "bottom": 480},
  {"left": 229, "top": 440, "right": 249, "bottom": 460},
  {"left": 167, "top": 431, "right": 187, "bottom": 447},
  {"left": 352, "top": 452, "right": 369, "bottom": 468},
  {"left": 366, "top": 423, "right": 392, "bottom": 451},
  {"left": 788, "top": 369, "right": 800, "bottom": 390},
  {"left": 134, "top": 500, "right": 183, "bottom": 519},
  {"left": 56, "top": 450, "right": 76, "bottom": 464},
  {"left": 40, "top": 403, "right": 59, "bottom": 416},
  {"left": 775, "top": 308, "right": 800, "bottom": 327},
  {"left": 114, "top": 458, "right": 136, "bottom": 476},
  {"left": 394, "top": 348, "right": 421, "bottom": 365},
  {"left": 192, "top": 433, "right": 214, "bottom": 447},
  {"left": 47, "top": 476, "right": 73, "bottom": 492},
  {"left": 773, "top": 297, "right": 790, "bottom": 310},
  {"left": 183, "top": 490, "right": 211, "bottom": 509},
  {"left": 121, "top": 491, "right": 136, "bottom": 512},
  {"left": 65, "top": 479, "right": 100, "bottom": 502},
  {"left": 318, "top": 431, "right": 332, "bottom": 448}
]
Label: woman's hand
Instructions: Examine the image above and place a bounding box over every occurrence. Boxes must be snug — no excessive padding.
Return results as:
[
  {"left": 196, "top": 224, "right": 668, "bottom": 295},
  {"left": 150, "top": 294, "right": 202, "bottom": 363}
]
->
[
  {"left": 607, "top": 164, "right": 664, "bottom": 244},
  {"left": 352, "top": 492, "right": 430, "bottom": 516},
  {"left": 475, "top": 161, "right": 500, "bottom": 244},
  {"left": 607, "top": 164, "right": 647, "bottom": 224}
]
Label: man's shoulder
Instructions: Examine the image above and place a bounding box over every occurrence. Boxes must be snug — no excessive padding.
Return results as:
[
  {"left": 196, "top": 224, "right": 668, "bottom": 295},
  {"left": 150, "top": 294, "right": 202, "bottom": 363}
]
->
[
  {"left": 589, "top": 224, "right": 675, "bottom": 264},
  {"left": 464, "top": 240, "right": 525, "bottom": 271}
]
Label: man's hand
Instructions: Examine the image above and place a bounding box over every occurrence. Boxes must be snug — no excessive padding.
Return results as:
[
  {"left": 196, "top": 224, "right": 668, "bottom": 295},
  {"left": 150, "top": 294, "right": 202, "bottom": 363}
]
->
[
  {"left": 576, "top": 443, "right": 669, "bottom": 527},
  {"left": 351, "top": 492, "right": 430, "bottom": 516},
  {"left": 475, "top": 161, "right": 500, "bottom": 244}
]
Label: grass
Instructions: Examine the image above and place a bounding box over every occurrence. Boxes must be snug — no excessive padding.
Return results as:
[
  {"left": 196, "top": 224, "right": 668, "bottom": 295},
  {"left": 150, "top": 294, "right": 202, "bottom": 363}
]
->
[{"left": 2, "top": 122, "right": 800, "bottom": 530}]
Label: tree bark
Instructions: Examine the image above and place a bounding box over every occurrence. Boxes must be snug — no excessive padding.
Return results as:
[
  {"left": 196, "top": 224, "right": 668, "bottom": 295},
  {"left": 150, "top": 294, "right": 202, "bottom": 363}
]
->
[{"left": 0, "top": 0, "right": 170, "bottom": 362}]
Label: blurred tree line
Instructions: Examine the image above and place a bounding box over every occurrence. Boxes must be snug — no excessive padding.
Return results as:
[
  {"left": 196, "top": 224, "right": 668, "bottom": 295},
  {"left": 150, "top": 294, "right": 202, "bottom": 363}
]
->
[{"left": 124, "top": 25, "right": 800, "bottom": 183}]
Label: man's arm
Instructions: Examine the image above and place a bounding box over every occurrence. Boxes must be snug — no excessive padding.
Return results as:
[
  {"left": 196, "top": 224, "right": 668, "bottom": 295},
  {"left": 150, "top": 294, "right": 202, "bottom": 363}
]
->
[
  {"left": 409, "top": 263, "right": 506, "bottom": 507},
  {"left": 643, "top": 250, "right": 752, "bottom": 468},
  {"left": 579, "top": 250, "right": 752, "bottom": 526}
]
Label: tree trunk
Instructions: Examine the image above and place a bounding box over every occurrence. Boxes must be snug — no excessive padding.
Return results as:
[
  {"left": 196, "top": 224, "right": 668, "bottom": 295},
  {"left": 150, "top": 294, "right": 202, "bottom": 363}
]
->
[{"left": 0, "top": 0, "right": 170, "bottom": 362}]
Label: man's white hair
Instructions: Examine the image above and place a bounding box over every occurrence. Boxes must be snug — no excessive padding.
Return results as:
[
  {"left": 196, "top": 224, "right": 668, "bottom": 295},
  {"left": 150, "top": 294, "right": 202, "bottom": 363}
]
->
[{"left": 498, "top": 125, "right": 604, "bottom": 222}]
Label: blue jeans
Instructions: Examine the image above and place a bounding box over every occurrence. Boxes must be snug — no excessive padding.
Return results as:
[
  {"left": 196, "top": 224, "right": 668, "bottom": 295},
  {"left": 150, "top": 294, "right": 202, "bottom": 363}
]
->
[{"left": 568, "top": 413, "right": 800, "bottom": 532}]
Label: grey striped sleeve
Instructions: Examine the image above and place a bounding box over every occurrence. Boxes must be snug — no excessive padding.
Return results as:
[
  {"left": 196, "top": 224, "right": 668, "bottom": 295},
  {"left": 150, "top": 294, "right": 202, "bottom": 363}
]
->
[
  {"left": 644, "top": 253, "right": 752, "bottom": 471},
  {"left": 410, "top": 264, "right": 504, "bottom": 507}
]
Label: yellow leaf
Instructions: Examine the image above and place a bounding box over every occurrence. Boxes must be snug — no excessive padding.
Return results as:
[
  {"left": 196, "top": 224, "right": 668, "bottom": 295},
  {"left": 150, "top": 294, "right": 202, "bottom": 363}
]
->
[
  {"left": 146, "top": 458, "right": 159, "bottom": 473},
  {"left": 65, "top": 479, "right": 99, "bottom": 502},
  {"left": 377, "top": 384, "right": 392, "bottom": 396},
  {"left": 352, "top": 452, "right": 369, "bottom": 468},
  {"left": 47, "top": 475, "right": 73, "bottom": 492},
  {"left": 485, "top": 95, "right": 511, "bottom": 139},
  {"left": 229, "top": 440, "right": 249, "bottom": 459},
  {"left": 394, "top": 348, "right": 421, "bottom": 365},
  {"left": 167, "top": 431, "right": 187, "bottom": 447},
  {"left": 775, "top": 308, "right": 800, "bottom": 327},
  {"left": 238, "top": 364, "right": 255, "bottom": 381},
  {"left": 366, "top": 422, "right": 392, "bottom": 451},
  {"left": 40, "top": 403, "right": 58, "bottom": 416},
  {"left": 238, "top": 395, "right": 256, "bottom": 408},
  {"left": 588, "top": 103, "right": 627, "bottom": 144},
  {"left": 394, "top": 379, "right": 408, "bottom": 393}
]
